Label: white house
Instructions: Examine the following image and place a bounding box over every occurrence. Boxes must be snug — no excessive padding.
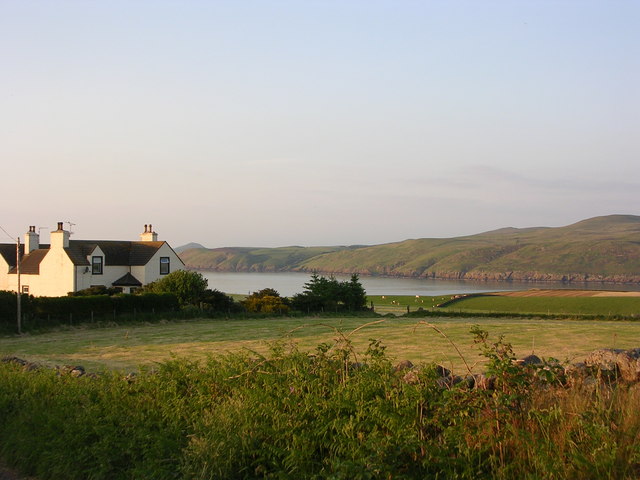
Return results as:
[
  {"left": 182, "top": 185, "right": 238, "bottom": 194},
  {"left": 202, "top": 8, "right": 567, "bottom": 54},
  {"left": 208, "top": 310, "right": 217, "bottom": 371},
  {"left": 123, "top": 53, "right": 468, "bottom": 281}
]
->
[{"left": 0, "top": 223, "right": 185, "bottom": 296}]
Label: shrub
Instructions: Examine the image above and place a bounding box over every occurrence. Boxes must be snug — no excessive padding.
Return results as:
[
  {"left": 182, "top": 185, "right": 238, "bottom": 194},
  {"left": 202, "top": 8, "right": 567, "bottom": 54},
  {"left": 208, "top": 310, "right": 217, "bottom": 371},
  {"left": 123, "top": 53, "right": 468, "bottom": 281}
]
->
[
  {"left": 201, "top": 289, "right": 240, "bottom": 313},
  {"left": 68, "top": 285, "right": 121, "bottom": 297},
  {"left": 142, "top": 270, "right": 208, "bottom": 305},
  {"left": 241, "top": 288, "right": 290, "bottom": 314}
]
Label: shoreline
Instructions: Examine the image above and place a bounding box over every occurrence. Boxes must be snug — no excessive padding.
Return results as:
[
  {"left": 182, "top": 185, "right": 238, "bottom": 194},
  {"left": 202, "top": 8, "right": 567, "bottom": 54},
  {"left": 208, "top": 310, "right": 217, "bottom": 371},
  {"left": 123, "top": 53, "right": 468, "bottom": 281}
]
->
[{"left": 188, "top": 267, "right": 640, "bottom": 287}]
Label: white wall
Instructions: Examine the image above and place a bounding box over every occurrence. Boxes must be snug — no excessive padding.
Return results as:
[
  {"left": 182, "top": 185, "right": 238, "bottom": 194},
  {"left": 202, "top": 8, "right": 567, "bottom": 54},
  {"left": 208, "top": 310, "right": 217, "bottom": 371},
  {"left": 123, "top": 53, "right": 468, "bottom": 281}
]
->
[
  {"left": 7, "top": 248, "right": 76, "bottom": 297},
  {"left": 0, "top": 257, "right": 9, "bottom": 290},
  {"left": 135, "top": 243, "right": 185, "bottom": 284}
]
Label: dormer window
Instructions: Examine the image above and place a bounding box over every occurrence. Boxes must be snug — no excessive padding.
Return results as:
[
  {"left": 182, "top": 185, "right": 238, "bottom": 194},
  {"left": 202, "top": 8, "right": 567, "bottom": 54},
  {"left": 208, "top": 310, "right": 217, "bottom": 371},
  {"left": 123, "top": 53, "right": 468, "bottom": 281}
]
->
[
  {"left": 92, "top": 256, "right": 103, "bottom": 275},
  {"left": 160, "top": 257, "right": 170, "bottom": 275}
]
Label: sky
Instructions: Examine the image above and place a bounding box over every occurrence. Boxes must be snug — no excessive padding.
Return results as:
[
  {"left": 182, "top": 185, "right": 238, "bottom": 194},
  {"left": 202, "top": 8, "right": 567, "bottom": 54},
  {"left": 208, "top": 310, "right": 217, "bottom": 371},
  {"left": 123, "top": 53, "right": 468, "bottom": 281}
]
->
[{"left": 1, "top": 1, "right": 638, "bottom": 248}]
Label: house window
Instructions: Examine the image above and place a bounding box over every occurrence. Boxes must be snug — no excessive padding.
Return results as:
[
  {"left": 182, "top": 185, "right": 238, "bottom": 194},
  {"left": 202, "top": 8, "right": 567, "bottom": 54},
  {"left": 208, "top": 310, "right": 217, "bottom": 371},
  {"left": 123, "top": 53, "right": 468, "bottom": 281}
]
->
[
  {"left": 160, "top": 257, "right": 170, "bottom": 275},
  {"left": 22, "top": 285, "right": 29, "bottom": 294},
  {"left": 92, "top": 256, "right": 103, "bottom": 275}
]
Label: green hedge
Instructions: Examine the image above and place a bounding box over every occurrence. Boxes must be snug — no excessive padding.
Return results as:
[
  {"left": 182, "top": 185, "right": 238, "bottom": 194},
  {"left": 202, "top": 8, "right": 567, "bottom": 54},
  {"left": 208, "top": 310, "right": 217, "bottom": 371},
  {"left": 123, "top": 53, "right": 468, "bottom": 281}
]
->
[{"left": 0, "top": 291, "right": 179, "bottom": 332}]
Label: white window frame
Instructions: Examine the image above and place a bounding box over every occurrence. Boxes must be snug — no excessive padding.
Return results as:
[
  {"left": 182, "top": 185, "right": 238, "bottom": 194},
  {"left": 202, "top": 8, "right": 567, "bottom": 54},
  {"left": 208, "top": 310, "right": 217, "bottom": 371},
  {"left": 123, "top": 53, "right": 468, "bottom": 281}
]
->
[{"left": 160, "top": 256, "right": 170, "bottom": 275}]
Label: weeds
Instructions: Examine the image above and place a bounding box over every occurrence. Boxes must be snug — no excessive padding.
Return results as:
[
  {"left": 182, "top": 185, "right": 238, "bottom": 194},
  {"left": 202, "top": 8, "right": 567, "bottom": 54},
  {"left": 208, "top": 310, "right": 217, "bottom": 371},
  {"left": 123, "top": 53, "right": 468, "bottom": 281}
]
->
[{"left": 0, "top": 327, "right": 639, "bottom": 479}]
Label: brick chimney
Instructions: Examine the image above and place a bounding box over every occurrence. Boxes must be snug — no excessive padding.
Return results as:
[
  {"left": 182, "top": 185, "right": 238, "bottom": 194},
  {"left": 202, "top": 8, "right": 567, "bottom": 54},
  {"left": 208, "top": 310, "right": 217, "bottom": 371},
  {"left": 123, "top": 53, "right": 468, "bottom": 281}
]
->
[
  {"left": 25, "top": 226, "right": 40, "bottom": 254},
  {"left": 139, "top": 223, "right": 158, "bottom": 242},
  {"left": 50, "top": 221, "right": 70, "bottom": 249}
]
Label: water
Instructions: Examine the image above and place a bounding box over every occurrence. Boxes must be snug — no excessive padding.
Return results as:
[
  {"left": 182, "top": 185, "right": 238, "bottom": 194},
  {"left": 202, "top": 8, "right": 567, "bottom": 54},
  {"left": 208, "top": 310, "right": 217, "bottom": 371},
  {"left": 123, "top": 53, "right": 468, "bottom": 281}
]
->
[{"left": 197, "top": 271, "right": 640, "bottom": 297}]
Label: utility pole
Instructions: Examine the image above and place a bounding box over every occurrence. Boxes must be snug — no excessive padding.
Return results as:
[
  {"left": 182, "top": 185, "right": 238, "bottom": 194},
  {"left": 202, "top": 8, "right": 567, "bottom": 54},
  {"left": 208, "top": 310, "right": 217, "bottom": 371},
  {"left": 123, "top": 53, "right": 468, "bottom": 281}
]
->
[{"left": 16, "top": 237, "right": 21, "bottom": 335}]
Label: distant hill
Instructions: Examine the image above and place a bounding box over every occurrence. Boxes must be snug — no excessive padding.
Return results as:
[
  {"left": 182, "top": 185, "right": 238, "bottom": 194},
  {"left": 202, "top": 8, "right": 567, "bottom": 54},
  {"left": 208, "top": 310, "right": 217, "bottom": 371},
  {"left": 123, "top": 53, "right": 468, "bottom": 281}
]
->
[
  {"left": 174, "top": 242, "right": 206, "bottom": 254},
  {"left": 179, "top": 245, "right": 353, "bottom": 272},
  {"left": 178, "top": 215, "right": 640, "bottom": 284}
]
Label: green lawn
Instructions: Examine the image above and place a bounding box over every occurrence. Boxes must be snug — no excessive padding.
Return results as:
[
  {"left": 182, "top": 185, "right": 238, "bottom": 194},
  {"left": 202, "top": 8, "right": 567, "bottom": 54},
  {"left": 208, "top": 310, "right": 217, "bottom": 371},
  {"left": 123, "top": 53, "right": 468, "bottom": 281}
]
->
[
  {"left": 2, "top": 315, "right": 639, "bottom": 374},
  {"left": 444, "top": 295, "right": 640, "bottom": 316},
  {"left": 368, "top": 294, "right": 452, "bottom": 315}
]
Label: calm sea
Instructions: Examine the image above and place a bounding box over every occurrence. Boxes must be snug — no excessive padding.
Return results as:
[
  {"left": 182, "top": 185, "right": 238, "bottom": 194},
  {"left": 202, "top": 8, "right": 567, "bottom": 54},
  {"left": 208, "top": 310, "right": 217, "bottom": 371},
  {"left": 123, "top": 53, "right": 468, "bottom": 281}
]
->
[{"left": 197, "top": 271, "right": 640, "bottom": 297}]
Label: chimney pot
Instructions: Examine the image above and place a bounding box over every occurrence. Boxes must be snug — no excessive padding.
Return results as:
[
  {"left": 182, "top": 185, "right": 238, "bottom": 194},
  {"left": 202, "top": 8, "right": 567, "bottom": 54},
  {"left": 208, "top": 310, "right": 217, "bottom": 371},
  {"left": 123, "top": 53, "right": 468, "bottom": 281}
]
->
[
  {"left": 57, "top": 222, "right": 63, "bottom": 231},
  {"left": 149, "top": 224, "right": 153, "bottom": 232},
  {"left": 144, "top": 224, "right": 148, "bottom": 233}
]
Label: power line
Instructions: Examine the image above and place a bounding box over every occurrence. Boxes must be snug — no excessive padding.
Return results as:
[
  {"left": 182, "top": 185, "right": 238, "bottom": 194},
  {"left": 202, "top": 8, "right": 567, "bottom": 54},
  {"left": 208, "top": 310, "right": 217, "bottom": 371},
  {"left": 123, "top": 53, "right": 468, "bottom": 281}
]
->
[{"left": 0, "top": 225, "right": 16, "bottom": 241}]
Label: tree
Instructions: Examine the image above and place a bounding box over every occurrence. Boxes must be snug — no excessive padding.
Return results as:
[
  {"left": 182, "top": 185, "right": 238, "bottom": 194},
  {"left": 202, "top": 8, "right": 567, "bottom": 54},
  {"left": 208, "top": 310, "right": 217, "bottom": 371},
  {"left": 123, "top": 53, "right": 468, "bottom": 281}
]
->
[
  {"left": 142, "top": 270, "right": 208, "bottom": 305},
  {"left": 201, "top": 288, "right": 240, "bottom": 313},
  {"left": 290, "top": 273, "right": 368, "bottom": 313},
  {"left": 343, "top": 274, "right": 368, "bottom": 311}
]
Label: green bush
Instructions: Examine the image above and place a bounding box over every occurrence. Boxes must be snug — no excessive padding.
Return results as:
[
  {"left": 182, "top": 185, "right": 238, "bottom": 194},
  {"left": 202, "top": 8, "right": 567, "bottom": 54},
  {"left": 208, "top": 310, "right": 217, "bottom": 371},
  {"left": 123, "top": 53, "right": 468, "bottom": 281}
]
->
[
  {"left": 142, "top": 270, "right": 208, "bottom": 305},
  {"left": 241, "top": 288, "right": 290, "bottom": 314},
  {"left": 201, "top": 289, "right": 241, "bottom": 313},
  {"left": 0, "top": 291, "right": 179, "bottom": 332}
]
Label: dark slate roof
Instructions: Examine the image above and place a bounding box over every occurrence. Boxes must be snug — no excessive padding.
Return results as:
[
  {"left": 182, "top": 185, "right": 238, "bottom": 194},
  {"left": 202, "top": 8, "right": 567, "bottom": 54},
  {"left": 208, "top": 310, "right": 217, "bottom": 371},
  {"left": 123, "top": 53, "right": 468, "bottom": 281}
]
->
[
  {"left": 65, "top": 240, "right": 166, "bottom": 266},
  {"left": 112, "top": 272, "right": 142, "bottom": 287},
  {"left": 4, "top": 240, "right": 167, "bottom": 274},
  {"left": 0, "top": 243, "right": 24, "bottom": 269}
]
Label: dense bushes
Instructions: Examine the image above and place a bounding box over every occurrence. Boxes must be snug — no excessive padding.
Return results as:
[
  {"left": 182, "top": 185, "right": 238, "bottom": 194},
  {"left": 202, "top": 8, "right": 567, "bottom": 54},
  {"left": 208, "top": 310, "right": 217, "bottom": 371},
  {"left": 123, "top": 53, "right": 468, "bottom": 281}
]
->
[
  {"left": 241, "top": 288, "right": 290, "bottom": 314},
  {"left": 142, "top": 270, "right": 209, "bottom": 305},
  {"left": 1, "top": 331, "right": 640, "bottom": 479},
  {"left": 0, "top": 292, "right": 179, "bottom": 332},
  {"left": 291, "top": 273, "right": 368, "bottom": 313},
  {"left": 34, "top": 293, "right": 179, "bottom": 317}
]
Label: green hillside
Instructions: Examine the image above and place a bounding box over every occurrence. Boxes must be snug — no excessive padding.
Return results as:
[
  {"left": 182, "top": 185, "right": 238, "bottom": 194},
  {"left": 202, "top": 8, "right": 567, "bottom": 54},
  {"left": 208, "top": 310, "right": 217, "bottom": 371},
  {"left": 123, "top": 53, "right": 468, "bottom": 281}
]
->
[
  {"left": 178, "top": 245, "right": 350, "bottom": 272},
  {"left": 179, "top": 215, "right": 640, "bottom": 283}
]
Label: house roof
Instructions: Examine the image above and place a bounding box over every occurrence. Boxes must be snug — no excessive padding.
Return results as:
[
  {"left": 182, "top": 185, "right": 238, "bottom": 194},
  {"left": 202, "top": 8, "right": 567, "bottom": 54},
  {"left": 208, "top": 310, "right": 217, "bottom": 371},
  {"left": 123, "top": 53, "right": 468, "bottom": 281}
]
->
[
  {"left": 0, "top": 244, "right": 24, "bottom": 269},
  {"left": 4, "top": 240, "right": 169, "bottom": 274},
  {"left": 15, "top": 249, "right": 50, "bottom": 274},
  {"left": 112, "top": 272, "right": 143, "bottom": 287},
  {"left": 65, "top": 240, "right": 167, "bottom": 266}
]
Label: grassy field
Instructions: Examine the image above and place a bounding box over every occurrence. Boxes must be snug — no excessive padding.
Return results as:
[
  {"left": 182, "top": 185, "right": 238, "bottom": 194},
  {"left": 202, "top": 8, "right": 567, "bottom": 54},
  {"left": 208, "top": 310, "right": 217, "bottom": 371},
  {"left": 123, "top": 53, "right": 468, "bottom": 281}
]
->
[
  {"left": 441, "top": 294, "right": 640, "bottom": 316},
  {"left": 2, "top": 314, "right": 640, "bottom": 374},
  {"left": 368, "top": 294, "right": 452, "bottom": 314}
]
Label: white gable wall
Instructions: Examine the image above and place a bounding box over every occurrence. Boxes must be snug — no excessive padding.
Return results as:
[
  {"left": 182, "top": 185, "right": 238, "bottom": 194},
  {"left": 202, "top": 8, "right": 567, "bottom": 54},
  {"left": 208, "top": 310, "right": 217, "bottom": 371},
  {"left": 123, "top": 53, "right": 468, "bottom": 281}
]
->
[
  {"left": 133, "top": 243, "right": 184, "bottom": 285},
  {"left": 75, "top": 246, "right": 131, "bottom": 291},
  {"left": 9, "top": 249, "right": 76, "bottom": 297},
  {"left": 0, "top": 257, "right": 10, "bottom": 290}
]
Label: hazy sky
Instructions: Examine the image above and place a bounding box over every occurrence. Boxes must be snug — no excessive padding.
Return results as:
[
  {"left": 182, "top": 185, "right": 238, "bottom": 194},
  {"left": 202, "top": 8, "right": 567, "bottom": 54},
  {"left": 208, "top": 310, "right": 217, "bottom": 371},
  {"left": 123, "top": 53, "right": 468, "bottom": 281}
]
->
[{"left": 1, "top": 1, "right": 638, "bottom": 248}]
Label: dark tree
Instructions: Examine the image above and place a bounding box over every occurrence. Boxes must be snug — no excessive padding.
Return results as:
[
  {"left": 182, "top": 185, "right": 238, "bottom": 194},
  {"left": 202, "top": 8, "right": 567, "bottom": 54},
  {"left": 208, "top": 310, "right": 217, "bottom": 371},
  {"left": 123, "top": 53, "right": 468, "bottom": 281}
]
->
[
  {"left": 201, "top": 289, "right": 240, "bottom": 313},
  {"left": 291, "top": 273, "right": 367, "bottom": 313}
]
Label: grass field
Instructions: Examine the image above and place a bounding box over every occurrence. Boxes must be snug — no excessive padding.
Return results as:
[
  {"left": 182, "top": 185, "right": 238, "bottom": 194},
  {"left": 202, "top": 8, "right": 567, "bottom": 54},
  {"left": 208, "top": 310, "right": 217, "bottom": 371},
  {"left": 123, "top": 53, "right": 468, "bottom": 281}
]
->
[
  {"left": 368, "top": 294, "right": 456, "bottom": 314},
  {"left": 441, "top": 293, "right": 640, "bottom": 316},
  {"left": 2, "top": 314, "right": 640, "bottom": 374}
]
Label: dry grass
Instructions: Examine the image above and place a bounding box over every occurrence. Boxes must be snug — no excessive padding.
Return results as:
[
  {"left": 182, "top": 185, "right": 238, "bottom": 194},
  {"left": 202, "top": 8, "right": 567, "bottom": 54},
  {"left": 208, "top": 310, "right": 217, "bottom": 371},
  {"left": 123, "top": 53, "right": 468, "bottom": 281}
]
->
[{"left": 2, "top": 315, "right": 640, "bottom": 374}]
